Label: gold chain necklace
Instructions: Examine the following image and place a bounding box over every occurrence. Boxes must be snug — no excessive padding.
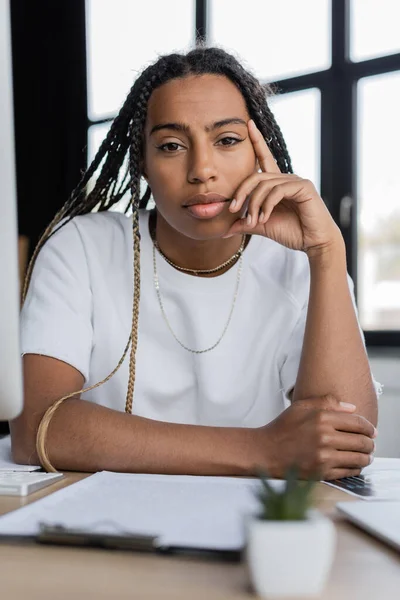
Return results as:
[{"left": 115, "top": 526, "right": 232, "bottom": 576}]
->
[
  {"left": 153, "top": 235, "right": 246, "bottom": 275},
  {"left": 153, "top": 244, "right": 243, "bottom": 353},
  {"left": 149, "top": 207, "right": 246, "bottom": 275}
]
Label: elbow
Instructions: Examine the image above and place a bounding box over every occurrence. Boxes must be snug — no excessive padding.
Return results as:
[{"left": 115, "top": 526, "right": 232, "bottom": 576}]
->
[
  {"left": 9, "top": 424, "right": 40, "bottom": 466},
  {"left": 11, "top": 447, "right": 32, "bottom": 465},
  {"left": 370, "top": 405, "right": 379, "bottom": 429},
  {"left": 11, "top": 443, "right": 40, "bottom": 467},
  {"left": 365, "top": 381, "right": 379, "bottom": 428},
  {"left": 359, "top": 392, "right": 378, "bottom": 429}
]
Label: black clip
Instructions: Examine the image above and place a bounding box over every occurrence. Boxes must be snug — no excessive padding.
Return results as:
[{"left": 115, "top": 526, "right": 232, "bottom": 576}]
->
[{"left": 37, "top": 523, "right": 158, "bottom": 552}]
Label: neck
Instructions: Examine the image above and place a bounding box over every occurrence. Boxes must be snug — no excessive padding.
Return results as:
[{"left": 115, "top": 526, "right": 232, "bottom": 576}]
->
[{"left": 150, "top": 209, "right": 246, "bottom": 278}]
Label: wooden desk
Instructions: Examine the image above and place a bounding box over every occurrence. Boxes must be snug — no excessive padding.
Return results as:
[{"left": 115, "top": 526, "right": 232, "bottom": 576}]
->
[{"left": 1, "top": 474, "right": 399, "bottom": 599}]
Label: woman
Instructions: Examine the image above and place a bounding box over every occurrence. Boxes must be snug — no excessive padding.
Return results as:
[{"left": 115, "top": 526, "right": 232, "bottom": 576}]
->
[{"left": 11, "top": 48, "right": 379, "bottom": 479}]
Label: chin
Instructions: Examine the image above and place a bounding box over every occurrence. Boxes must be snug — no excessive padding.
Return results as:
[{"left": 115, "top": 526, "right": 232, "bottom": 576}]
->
[{"left": 181, "top": 217, "right": 233, "bottom": 241}]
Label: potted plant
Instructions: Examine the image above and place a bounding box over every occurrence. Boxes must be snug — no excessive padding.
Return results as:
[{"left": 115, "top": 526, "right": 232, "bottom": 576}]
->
[{"left": 246, "top": 467, "right": 336, "bottom": 598}]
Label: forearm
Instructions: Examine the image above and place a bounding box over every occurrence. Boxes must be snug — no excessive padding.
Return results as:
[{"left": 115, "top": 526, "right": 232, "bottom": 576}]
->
[
  {"left": 292, "top": 239, "right": 378, "bottom": 425},
  {"left": 24, "top": 398, "right": 259, "bottom": 475}
]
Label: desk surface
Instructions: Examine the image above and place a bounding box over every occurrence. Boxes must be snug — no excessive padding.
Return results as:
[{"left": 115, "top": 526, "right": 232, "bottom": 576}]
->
[{"left": 0, "top": 474, "right": 399, "bottom": 600}]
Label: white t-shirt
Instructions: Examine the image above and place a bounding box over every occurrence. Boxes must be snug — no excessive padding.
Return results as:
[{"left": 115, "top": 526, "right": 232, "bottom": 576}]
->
[{"left": 20, "top": 209, "right": 377, "bottom": 427}]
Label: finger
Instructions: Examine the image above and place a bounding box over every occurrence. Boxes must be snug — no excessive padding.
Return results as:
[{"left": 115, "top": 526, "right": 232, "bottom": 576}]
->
[
  {"left": 246, "top": 180, "right": 289, "bottom": 228},
  {"left": 248, "top": 119, "right": 281, "bottom": 174},
  {"left": 324, "top": 468, "right": 362, "bottom": 481},
  {"left": 331, "top": 432, "right": 375, "bottom": 454},
  {"left": 221, "top": 218, "right": 253, "bottom": 239},
  {"left": 331, "top": 413, "right": 376, "bottom": 438},
  {"left": 229, "top": 173, "right": 291, "bottom": 214},
  {"left": 258, "top": 180, "right": 311, "bottom": 225},
  {"left": 332, "top": 450, "right": 372, "bottom": 470}
]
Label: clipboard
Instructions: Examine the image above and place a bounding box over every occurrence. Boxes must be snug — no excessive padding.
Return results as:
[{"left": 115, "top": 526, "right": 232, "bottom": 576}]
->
[
  {"left": 0, "top": 471, "right": 278, "bottom": 558},
  {"left": 34, "top": 523, "right": 241, "bottom": 560}
]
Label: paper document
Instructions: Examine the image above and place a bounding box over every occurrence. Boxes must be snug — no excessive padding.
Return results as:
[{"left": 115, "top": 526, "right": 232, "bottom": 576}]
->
[
  {"left": 0, "top": 436, "right": 40, "bottom": 472},
  {"left": 0, "top": 471, "right": 284, "bottom": 551}
]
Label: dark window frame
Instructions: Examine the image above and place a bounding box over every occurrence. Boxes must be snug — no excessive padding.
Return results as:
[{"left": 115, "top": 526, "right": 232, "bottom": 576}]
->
[{"left": 89, "top": 0, "right": 400, "bottom": 346}]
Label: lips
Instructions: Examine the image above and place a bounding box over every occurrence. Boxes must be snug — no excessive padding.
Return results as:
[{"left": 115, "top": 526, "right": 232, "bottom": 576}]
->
[
  {"left": 184, "top": 193, "right": 231, "bottom": 220},
  {"left": 184, "top": 193, "right": 230, "bottom": 207}
]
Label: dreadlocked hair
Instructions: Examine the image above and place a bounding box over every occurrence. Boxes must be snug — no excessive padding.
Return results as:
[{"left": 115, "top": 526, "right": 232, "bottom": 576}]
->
[{"left": 28, "top": 47, "right": 293, "bottom": 472}]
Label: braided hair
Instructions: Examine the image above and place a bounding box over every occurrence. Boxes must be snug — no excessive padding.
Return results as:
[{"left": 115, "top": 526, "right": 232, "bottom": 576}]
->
[{"left": 28, "top": 47, "right": 293, "bottom": 471}]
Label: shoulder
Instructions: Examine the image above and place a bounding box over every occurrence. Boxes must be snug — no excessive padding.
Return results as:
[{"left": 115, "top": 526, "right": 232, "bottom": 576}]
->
[
  {"left": 28, "top": 212, "right": 135, "bottom": 293},
  {"left": 69, "top": 211, "right": 132, "bottom": 244},
  {"left": 43, "top": 211, "right": 134, "bottom": 262},
  {"left": 42, "top": 211, "right": 131, "bottom": 249},
  {"left": 250, "top": 236, "right": 310, "bottom": 309}
]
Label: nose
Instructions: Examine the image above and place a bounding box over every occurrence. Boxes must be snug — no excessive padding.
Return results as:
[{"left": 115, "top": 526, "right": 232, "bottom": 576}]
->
[{"left": 187, "top": 144, "right": 217, "bottom": 184}]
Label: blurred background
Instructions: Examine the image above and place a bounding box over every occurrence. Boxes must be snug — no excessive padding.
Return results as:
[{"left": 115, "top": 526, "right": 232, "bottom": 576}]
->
[{"left": 7, "top": 0, "right": 400, "bottom": 452}]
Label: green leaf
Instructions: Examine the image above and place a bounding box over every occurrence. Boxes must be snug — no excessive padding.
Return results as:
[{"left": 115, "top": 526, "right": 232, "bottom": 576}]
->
[
  {"left": 254, "top": 464, "right": 316, "bottom": 521},
  {"left": 259, "top": 474, "right": 278, "bottom": 498}
]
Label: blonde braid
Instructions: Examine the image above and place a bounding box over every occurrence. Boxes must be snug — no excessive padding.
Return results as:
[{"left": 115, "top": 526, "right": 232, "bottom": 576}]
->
[{"left": 124, "top": 209, "right": 141, "bottom": 414}]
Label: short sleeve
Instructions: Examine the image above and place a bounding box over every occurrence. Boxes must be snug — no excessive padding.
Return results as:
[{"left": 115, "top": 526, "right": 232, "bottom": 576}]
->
[
  {"left": 21, "top": 220, "right": 93, "bottom": 382},
  {"left": 279, "top": 275, "right": 383, "bottom": 404}
]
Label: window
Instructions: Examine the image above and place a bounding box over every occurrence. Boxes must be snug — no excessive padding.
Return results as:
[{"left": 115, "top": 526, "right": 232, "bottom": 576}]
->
[
  {"left": 357, "top": 72, "right": 400, "bottom": 331},
  {"left": 86, "top": 0, "right": 195, "bottom": 208},
  {"left": 209, "top": 0, "right": 331, "bottom": 82},
  {"left": 86, "top": 0, "right": 195, "bottom": 120},
  {"left": 269, "top": 89, "right": 320, "bottom": 189},
  {"left": 350, "top": 0, "right": 400, "bottom": 62},
  {"left": 88, "top": 121, "right": 111, "bottom": 164}
]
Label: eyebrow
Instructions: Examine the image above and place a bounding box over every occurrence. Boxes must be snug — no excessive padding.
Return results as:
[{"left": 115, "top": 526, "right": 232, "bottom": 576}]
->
[{"left": 149, "top": 118, "right": 247, "bottom": 136}]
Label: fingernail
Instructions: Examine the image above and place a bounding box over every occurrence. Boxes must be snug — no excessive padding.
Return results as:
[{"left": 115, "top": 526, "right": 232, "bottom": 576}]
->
[
  {"left": 339, "top": 402, "right": 356, "bottom": 410},
  {"left": 230, "top": 199, "right": 237, "bottom": 210},
  {"left": 373, "top": 427, "right": 378, "bottom": 438},
  {"left": 246, "top": 214, "right": 252, "bottom": 226},
  {"left": 222, "top": 233, "right": 234, "bottom": 239},
  {"left": 369, "top": 455, "right": 374, "bottom": 465},
  {"left": 258, "top": 211, "right": 264, "bottom": 223}
]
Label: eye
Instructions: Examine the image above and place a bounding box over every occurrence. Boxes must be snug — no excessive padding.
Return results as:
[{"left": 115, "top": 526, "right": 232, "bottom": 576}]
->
[
  {"left": 217, "top": 136, "right": 244, "bottom": 147},
  {"left": 157, "top": 142, "right": 184, "bottom": 153}
]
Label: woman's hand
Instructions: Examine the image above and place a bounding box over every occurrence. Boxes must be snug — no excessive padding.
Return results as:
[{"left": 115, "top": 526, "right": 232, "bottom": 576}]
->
[
  {"left": 224, "top": 120, "right": 343, "bottom": 253},
  {"left": 254, "top": 395, "right": 376, "bottom": 480}
]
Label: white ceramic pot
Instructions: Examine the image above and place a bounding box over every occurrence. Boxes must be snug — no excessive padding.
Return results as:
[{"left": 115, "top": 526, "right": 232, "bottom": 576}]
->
[{"left": 246, "top": 510, "right": 336, "bottom": 598}]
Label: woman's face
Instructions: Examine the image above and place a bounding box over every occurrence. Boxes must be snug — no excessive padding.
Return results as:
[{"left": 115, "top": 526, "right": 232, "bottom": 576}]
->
[{"left": 143, "top": 74, "right": 258, "bottom": 240}]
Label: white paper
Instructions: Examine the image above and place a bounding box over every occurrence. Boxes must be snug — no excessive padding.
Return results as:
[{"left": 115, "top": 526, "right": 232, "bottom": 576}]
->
[
  {"left": 0, "top": 471, "right": 284, "bottom": 550},
  {"left": 0, "top": 435, "right": 40, "bottom": 472}
]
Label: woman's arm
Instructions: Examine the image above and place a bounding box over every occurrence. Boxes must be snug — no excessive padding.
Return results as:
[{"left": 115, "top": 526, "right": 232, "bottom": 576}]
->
[
  {"left": 225, "top": 120, "right": 378, "bottom": 428},
  {"left": 292, "top": 238, "right": 378, "bottom": 426},
  {"left": 10, "top": 354, "right": 259, "bottom": 474},
  {"left": 11, "top": 354, "right": 374, "bottom": 478}
]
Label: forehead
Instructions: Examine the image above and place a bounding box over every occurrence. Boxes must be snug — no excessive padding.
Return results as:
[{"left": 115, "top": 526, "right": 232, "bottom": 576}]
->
[{"left": 146, "top": 74, "right": 249, "bottom": 127}]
